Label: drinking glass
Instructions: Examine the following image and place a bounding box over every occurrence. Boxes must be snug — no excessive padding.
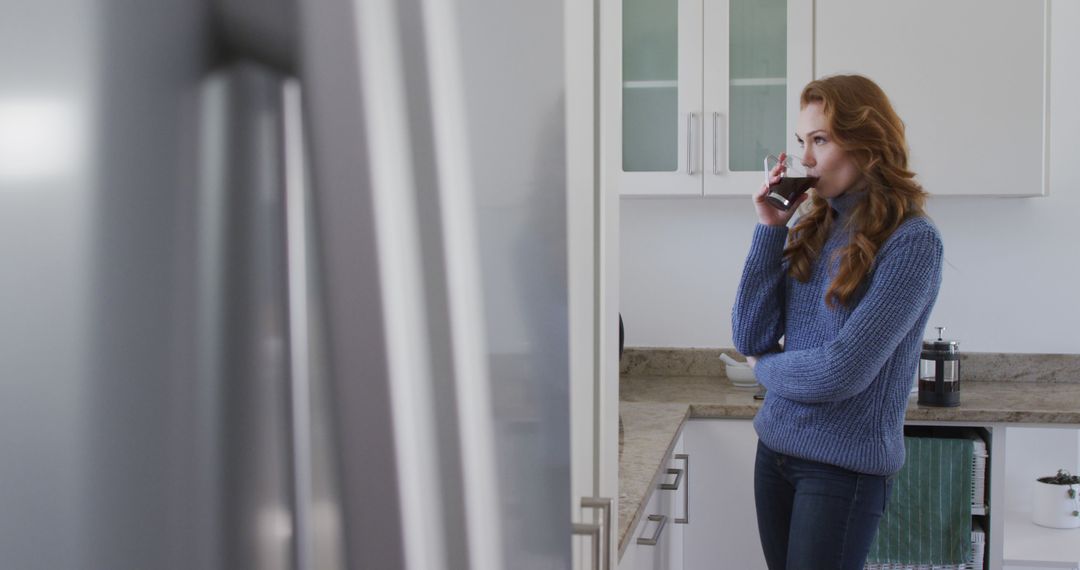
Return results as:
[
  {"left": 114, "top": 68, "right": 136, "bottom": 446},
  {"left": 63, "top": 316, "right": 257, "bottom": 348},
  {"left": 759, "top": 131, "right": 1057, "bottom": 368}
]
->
[{"left": 763, "top": 154, "right": 817, "bottom": 211}]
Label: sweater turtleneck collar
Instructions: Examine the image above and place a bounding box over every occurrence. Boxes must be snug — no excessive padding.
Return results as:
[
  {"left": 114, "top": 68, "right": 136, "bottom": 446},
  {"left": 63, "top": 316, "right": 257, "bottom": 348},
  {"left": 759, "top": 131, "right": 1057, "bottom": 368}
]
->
[{"left": 827, "top": 190, "right": 862, "bottom": 222}]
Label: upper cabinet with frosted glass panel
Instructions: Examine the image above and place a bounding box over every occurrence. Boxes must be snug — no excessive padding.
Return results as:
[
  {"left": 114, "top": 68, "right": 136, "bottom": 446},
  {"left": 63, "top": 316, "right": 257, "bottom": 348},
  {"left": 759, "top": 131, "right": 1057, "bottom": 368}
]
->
[{"left": 617, "top": 0, "right": 812, "bottom": 197}]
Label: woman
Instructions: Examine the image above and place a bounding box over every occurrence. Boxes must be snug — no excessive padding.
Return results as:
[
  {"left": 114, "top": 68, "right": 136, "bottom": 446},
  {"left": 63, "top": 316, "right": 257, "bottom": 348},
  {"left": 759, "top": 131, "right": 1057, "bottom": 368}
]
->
[{"left": 731, "top": 74, "right": 944, "bottom": 570}]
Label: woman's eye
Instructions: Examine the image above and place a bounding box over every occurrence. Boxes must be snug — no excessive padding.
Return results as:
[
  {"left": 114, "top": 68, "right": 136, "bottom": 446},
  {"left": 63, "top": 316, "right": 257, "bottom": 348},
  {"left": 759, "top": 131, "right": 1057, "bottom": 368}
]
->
[
  {"left": 796, "top": 139, "right": 805, "bottom": 147},
  {"left": 814, "top": 136, "right": 827, "bottom": 145}
]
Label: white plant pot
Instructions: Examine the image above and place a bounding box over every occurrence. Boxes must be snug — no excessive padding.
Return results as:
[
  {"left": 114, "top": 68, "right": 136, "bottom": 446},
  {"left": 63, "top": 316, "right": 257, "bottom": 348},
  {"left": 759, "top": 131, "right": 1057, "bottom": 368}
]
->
[{"left": 1031, "top": 480, "right": 1080, "bottom": 529}]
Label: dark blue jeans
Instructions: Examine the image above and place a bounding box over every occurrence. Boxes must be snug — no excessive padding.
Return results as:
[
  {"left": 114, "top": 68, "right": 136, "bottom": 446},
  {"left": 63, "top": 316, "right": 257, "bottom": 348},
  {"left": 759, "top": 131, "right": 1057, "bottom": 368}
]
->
[{"left": 754, "top": 440, "right": 894, "bottom": 570}]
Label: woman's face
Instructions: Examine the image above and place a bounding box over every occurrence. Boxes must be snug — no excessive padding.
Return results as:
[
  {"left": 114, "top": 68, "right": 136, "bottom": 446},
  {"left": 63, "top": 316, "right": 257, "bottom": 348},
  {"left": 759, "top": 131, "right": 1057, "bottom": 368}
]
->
[{"left": 795, "top": 102, "right": 862, "bottom": 199}]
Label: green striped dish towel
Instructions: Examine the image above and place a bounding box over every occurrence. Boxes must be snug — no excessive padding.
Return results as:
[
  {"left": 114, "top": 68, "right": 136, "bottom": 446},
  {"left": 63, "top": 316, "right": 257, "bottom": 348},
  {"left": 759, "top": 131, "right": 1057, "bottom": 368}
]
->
[{"left": 866, "top": 436, "right": 974, "bottom": 566}]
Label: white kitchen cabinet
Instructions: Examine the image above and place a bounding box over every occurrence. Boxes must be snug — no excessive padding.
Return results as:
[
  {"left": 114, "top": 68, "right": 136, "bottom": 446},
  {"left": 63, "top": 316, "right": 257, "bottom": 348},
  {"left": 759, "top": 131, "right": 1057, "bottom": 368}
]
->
[
  {"left": 619, "top": 478, "right": 674, "bottom": 570},
  {"left": 667, "top": 434, "right": 687, "bottom": 570},
  {"left": 682, "top": 418, "right": 767, "bottom": 569},
  {"left": 815, "top": 0, "right": 1049, "bottom": 197},
  {"left": 611, "top": 0, "right": 813, "bottom": 197},
  {"left": 637, "top": 414, "right": 1079, "bottom": 570},
  {"left": 619, "top": 432, "right": 688, "bottom": 570},
  {"left": 617, "top": 468, "right": 673, "bottom": 570}
]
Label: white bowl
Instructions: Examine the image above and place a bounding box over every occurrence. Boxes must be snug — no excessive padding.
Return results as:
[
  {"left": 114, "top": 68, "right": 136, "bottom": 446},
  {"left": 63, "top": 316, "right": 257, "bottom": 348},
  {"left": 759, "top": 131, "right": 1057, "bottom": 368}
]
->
[{"left": 719, "top": 354, "right": 759, "bottom": 387}]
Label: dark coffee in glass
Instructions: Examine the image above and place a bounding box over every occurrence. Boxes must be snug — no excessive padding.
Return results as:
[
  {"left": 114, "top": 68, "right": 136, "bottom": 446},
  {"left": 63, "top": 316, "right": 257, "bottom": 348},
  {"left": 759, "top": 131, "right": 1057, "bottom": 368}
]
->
[
  {"left": 763, "top": 154, "right": 816, "bottom": 211},
  {"left": 766, "top": 177, "right": 818, "bottom": 211}
]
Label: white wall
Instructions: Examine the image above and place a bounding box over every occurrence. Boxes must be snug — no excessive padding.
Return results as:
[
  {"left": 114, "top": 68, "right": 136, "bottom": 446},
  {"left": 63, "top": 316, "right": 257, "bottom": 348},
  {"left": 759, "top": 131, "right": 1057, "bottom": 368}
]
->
[{"left": 620, "top": 0, "right": 1080, "bottom": 354}]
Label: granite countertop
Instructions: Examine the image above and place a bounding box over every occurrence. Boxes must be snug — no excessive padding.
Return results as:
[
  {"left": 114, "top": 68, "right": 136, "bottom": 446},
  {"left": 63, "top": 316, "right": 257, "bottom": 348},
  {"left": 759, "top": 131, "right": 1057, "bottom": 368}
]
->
[{"left": 617, "top": 372, "right": 1080, "bottom": 559}]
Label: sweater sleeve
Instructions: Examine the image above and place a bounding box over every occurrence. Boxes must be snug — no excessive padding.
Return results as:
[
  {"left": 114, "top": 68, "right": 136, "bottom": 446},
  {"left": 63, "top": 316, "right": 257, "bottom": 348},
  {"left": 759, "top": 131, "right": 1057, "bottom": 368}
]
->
[
  {"left": 753, "top": 224, "right": 944, "bottom": 403},
  {"left": 731, "top": 223, "right": 790, "bottom": 356}
]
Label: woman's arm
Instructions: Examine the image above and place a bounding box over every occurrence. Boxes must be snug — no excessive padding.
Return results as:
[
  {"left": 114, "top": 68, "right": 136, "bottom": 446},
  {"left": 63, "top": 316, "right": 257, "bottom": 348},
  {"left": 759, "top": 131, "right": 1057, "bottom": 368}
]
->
[
  {"left": 731, "top": 154, "right": 806, "bottom": 356},
  {"left": 731, "top": 223, "right": 790, "bottom": 356},
  {"left": 752, "top": 224, "right": 944, "bottom": 403}
]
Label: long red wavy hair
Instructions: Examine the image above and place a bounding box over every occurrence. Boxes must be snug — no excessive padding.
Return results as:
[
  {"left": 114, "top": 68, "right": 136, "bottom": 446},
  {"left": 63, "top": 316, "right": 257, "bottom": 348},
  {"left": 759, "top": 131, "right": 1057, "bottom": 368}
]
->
[{"left": 784, "top": 75, "right": 929, "bottom": 308}]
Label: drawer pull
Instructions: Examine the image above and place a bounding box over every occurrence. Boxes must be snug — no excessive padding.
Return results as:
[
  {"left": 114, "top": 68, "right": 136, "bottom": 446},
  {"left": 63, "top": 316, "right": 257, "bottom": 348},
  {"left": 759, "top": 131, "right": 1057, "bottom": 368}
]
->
[
  {"left": 636, "top": 514, "right": 668, "bottom": 546},
  {"left": 659, "top": 467, "right": 683, "bottom": 491},
  {"left": 675, "top": 453, "right": 689, "bottom": 524}
]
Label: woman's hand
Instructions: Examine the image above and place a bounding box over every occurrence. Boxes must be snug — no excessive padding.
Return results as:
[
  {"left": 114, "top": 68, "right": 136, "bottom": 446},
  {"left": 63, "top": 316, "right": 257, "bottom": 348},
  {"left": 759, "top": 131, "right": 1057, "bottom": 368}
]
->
[
  {"left": 747, "top": 356, "right": 757, "bottom": 369},
  {"left": 754, "top": 152, "right": 808, "bottom": 227}
]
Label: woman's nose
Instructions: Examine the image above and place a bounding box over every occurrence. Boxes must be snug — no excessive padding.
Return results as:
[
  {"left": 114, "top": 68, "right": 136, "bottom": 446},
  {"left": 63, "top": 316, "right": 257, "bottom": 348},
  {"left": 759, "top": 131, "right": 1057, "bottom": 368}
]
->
[{"left": 801, "top": 150, "right": 814, "bottom": 168}]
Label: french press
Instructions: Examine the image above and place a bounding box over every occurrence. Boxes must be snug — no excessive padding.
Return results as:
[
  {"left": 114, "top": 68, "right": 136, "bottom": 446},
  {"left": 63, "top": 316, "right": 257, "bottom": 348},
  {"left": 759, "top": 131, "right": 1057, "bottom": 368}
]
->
[{"left": 918, "top": 326, "right": 961, "bottom": 407}]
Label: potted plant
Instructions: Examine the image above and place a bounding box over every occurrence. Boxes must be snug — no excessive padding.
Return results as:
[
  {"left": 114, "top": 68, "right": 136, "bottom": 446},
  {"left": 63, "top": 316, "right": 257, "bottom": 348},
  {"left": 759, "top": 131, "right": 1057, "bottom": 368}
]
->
[{"left": 1032, "top": 469, "right": 1080, "bottom": 529}]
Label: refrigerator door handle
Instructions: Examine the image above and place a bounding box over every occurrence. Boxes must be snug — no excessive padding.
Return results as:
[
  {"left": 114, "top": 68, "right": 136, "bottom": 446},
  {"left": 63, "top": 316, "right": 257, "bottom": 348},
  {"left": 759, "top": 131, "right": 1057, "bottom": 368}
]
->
[
  {"left": 580, "top": 497, "right": 612, "bottom": 570},
  {"left": 571, "top": 522, "right": 601, "bottom": 570},
  {"left": 282, "top": 78, "right": 313, "bottom": 570}
]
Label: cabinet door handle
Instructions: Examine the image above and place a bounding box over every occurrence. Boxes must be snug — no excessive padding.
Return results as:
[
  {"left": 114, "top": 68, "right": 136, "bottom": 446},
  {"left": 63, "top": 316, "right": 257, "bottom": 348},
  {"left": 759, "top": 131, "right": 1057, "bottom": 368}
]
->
[
  {"left": 686, "top": 113, "right": 696, "bottom": 175},
  {"left": 659, "top": 467, "right": 683, "bottom": 491},
  {"left": 581, "top": 497, "right": 612, "bottom": 570},
  {"left": 712, "top": 113, "right": 724, "bottom": 175},
  {"left": 571, "top": 522, "right": 601, "bottom": 569},
  {"left": 636, "top": 514, "right": 668, "bottom": 546},
  {"left": 675, "top": 453, "right": 689, "bottom": 524}
]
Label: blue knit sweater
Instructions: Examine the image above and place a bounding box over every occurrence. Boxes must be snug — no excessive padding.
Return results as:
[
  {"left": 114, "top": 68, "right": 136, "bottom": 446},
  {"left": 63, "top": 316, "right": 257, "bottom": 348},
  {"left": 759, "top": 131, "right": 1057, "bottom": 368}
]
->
[{"left": 732, "top": 192, "right": 943, "bottom": 476}]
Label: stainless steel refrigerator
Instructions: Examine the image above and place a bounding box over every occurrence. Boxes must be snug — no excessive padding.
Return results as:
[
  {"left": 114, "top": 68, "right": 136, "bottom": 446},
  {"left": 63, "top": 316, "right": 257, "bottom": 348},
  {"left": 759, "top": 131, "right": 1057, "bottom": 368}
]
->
[{"left": 0, "top": 0, "right": 570, "bottom": 568}]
